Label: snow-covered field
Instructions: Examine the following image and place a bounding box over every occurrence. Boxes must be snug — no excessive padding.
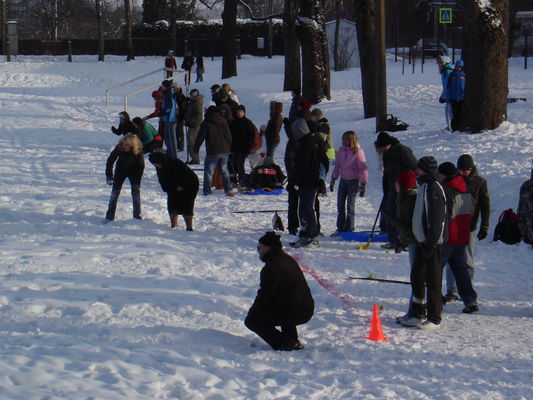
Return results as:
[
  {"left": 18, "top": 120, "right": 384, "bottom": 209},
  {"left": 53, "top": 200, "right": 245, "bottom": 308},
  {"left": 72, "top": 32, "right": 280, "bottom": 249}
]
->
[{"left": 0, "top": 54, "right": 532, "bottom": 399}]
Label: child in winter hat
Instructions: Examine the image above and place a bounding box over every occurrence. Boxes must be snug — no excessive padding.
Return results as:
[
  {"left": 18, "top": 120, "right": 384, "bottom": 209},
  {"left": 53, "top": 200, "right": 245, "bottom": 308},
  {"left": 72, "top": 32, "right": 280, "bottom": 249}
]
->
[{"left": 258, "top": 231, "right": 282, "bottom": 249}]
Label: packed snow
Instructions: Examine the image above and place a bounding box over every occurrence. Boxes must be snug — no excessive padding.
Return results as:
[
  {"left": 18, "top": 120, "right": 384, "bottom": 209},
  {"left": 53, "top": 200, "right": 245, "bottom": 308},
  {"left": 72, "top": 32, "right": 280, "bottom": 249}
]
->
[{"left": 0, "top": 53, "right": 531, "bottom": 399}]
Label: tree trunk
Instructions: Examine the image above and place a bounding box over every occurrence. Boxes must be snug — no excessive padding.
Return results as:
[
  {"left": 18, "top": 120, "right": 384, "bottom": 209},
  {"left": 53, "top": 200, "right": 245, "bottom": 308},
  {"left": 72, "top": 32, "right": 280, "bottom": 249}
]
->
[
  {"left": 333, "top": 0, "right": 340, "bottom": 71},
  {"left": 170, "top": 0, "right": 177, "bottom": 53},
  {"left": 295, "top": 0, "right": 331, "bottom": 104},
  {"left": 96, "top": 0, "right": 104, "bottom": 61},
  {"left": 283, "top": 0, "right": 301, "bottom": 92},
  {"left": 461, "top": 0, "right": 508, "bottom": 132},
  {"left": 354, "top": 0, "right": 377, "bottom": 118},
  {"left": 222, "top": 0, "right": 238, "bottom": 79},
  {"left": 124, "top": 0, "right": 135, "bottom": 61}
]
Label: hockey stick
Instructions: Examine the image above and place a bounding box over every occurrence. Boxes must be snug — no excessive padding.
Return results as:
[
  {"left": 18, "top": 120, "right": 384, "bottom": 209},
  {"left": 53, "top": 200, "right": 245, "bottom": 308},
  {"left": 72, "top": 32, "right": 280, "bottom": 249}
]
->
[
  {"left": 348, "top": 276, "right": 410, "bottom": 285},
  {"left": 356, "top": 207, "right": 381, "bottom": 250},
  {"left": 233, "top": 209, "right": 288, "bottom": 214}
]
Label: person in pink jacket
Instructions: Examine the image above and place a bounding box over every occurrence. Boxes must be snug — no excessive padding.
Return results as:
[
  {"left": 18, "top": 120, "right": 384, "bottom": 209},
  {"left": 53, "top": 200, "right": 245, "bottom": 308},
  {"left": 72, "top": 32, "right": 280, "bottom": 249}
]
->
[{"left": 329, "top": 131, "right": 368, "bottom": 235}]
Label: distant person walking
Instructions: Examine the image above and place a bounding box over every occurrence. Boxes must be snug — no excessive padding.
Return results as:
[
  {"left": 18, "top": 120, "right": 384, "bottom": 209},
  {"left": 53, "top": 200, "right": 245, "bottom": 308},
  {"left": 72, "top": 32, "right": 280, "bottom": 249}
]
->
[
  {"left": 195, "top": 53, "right": 204, "bottom": 83},
  {"left": 164, "top": 50, "right": 177, "bottom": 78},
  {"left": 447, "top": 59, "right": 466, "bottom": 132},
  {"left": 181, "top": 50, "right": 195, "bottom": 87},
  {"left": 437, "top": 55, "right": 454, "bottom": 132}
]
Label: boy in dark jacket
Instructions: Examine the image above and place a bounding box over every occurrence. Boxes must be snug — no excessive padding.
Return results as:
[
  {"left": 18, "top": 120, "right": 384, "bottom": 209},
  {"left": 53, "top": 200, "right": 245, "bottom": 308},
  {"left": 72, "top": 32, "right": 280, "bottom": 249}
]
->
[
  {"left": 230, "top": 105, "right": 257, "bottom": 187},
  {"left": 400, "top": 156, "right": 446, "bottom": 330},
  {"left": 184, "top": 89, "right": 204, "bottom": 164},
  {"left": 245, "top": 232, "right": 314, "bottom": 351},
  {"left": 111, "top": 111, "right": 137, "bottom": 136}
]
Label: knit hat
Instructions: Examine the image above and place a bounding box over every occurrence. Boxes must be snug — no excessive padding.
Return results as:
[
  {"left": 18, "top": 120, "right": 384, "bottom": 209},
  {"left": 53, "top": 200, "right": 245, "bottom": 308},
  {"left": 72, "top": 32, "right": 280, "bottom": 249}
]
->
[
  {"left": 311, "top": 108, "right": 323, "bottom": 117},
  {"left": 396, "top": 170, "right": 417, "bottom": 190},
  {"left": 210, "top": 84, "right": 221, "bottom": 91},
  {"left": 455, "top": 59, "right": 464, "bottom": 68},
  {"left": 189, "top": 88, "right": 199, "bottom": 97},
  {"left": 375, "top": 131, "right": 394, "bottom": 147},
  {"left": 299, "top": 99, "right": 312, "bottom": 110},
  {"left": 236, "top": 104, "right": 246, "bottom": 113},
  {"left": 151, "top": 90, "right": 161, "bottom": 99},
  {"left": 457, "top": 154, "right": 475, "bottom": 170},
  {"left": 417, "top": 156, "right": 438, "bottom": 173},
  {"left": 119, "top": 111, "right": 130, "bottom": 120},
  {"left": 438, "top": 162, "right": 457, "bottom": 177},
  {"left": 258, "top": 231, "right": 282, "bottom": 249},
  {"left": 148, "top": 151, "right": 166, "bottom": 165}
]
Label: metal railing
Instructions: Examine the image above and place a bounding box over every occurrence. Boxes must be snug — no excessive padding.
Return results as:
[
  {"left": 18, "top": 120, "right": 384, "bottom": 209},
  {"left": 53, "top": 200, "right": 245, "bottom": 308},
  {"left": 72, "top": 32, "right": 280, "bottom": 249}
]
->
[{"left": 105, "top": 67, "right": 189, "bottom": 111}]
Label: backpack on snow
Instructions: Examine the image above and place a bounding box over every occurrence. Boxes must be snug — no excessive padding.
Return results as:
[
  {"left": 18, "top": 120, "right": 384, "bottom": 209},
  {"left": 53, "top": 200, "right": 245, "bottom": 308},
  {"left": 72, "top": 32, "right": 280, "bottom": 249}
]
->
[
  {"left": 493, "top": 208, "right": 522, "bottom": 244},
  {"left": 246, "top": 164, "right": 287, "bottom": 189},
  {"left": 382, "top": 114, "right": 409, "bottom": 132}
]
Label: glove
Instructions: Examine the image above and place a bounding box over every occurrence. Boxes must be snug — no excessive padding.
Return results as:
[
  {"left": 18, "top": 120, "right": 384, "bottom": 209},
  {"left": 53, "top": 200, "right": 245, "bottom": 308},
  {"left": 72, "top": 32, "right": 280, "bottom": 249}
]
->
[
  {"left": 111, "top": 126, "right": 118, "bottom": 134},
  {"left": 477, "top": 229, "right": 488, "bottom": 241},
  {"left": 106, "top": 178, "right": 113, "bottom": 186},
  {"left": 359, "top": 183, "right": 366, "bottom": 197},
  {"left": 329, "top": 180, "right": 335, "bottom": 192},
  {"left": 439, "top": 97, "right": 446, "bottom": 104}
]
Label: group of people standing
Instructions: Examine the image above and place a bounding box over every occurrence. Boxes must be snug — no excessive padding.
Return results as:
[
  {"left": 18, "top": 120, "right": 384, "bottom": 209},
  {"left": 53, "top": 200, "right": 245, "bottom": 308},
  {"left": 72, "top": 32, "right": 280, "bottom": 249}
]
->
[
  {"left": 165, "top": 49, "right": 205, "bottom": 84},
  {"left": 374, "top": 130, "right": 490, "bottom": 330}
]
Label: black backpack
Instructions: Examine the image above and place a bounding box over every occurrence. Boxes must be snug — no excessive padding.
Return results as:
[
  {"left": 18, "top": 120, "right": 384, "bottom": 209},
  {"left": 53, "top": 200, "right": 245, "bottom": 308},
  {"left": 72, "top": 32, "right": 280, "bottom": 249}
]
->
[
  {"left": 383, "top": 114, "right": 409, "bottom": 132},
  {"left": 493, "top": 209, "right": 522, "bottom": 244}
]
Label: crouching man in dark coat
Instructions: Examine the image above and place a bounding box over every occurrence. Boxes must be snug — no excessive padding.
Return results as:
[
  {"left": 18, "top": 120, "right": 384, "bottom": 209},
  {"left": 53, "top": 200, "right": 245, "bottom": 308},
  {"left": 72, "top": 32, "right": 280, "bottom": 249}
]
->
[{"left": 245, "top": 232, "right": 314, "bottom": 351}]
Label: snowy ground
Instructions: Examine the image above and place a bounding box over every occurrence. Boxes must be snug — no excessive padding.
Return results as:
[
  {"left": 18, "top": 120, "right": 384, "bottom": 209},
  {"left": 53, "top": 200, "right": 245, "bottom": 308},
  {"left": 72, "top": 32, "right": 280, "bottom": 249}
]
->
[{"left": 0, "top": 54, "right": 532, "bottom": 399}]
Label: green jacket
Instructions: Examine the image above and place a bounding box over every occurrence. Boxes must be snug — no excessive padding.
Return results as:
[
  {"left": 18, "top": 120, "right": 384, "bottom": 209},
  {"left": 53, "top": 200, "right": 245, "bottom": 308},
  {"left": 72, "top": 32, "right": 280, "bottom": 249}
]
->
[{"left": 140, "top": 122, "right": 159, "bottom": 145}]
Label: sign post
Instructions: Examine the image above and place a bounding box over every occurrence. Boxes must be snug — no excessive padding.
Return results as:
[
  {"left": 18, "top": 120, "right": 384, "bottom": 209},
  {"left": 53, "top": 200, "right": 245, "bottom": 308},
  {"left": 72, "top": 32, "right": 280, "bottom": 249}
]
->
[{"left": 439, "top": 8, "right": 453, "bottom": 24}]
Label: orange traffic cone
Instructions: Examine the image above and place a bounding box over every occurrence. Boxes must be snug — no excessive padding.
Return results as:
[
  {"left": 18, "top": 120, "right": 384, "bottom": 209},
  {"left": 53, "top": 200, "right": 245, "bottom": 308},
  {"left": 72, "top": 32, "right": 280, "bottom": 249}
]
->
[{"left": 368, "top": 303, "right": 388, "bottom": 342}]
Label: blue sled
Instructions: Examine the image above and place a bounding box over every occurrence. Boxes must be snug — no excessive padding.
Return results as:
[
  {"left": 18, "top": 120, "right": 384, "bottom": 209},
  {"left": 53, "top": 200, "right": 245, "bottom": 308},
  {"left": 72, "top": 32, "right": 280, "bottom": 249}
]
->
[
  {"left": 240, "top": 188, "right": 284, "bottom": 195},
  {"left": 339, "top": 231, "right": 389, "bottom": 242}
]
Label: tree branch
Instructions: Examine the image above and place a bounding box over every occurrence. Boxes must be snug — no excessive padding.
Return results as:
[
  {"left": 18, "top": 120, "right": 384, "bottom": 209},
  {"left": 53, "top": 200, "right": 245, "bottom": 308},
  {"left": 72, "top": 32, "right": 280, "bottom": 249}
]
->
[{"left": 239, "top": 0, "right": 283, "bottom": 21}]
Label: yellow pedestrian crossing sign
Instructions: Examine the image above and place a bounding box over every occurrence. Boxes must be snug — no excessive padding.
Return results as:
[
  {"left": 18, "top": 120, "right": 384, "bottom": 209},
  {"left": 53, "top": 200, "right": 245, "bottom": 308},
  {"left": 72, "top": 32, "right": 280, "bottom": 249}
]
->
[{"left": 439, "top": 8, "right": 453, "bottom": 24}]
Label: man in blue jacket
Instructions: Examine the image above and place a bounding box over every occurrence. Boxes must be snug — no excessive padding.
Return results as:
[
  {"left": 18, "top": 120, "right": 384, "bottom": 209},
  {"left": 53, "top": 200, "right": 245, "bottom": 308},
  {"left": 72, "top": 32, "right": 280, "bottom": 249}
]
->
[{"left": 447, "top": 59, "right": 466, "bottom": 132}]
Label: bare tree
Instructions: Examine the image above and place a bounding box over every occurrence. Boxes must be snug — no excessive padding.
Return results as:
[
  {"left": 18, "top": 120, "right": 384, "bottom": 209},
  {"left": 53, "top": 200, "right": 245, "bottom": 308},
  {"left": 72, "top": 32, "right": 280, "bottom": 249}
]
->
[
  {"left": 295, "top": 0, "right": 331, "bottom": 103},
  {"left": 96, "top": 0, "right": 104, "bottom": 61},
  {"left": 333, "top": 0, "right": 340, "bottom": 70},
  {"left": 354, "top": 0, "right": 377, "bottom": 118},
  {"left": 222, "top": 0, "right": 238, "bottom": 78},
  {"left": 283, "top": 0, "right": 301, "bottom": 92},
  {"left": 124, "top": 0, "right": 134, "bottom": 60},
  {"left": 461, "top": 0, "right": 508, "bottom": 132},
  {"left": 170, "top": 0, "right": 177, "bottom": 52}
]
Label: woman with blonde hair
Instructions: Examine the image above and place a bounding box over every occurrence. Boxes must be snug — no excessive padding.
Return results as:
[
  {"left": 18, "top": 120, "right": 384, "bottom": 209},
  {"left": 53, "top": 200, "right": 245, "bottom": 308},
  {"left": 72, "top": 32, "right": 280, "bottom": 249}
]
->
[
  {"left": 221, "top": 83, "right": 240, "bottom": 104},
  {"left": 104, "top": 134, "right": 145, "bottom": 222},
  {"left": 329, "top": 131, "right": 368, "bottom": 235}
]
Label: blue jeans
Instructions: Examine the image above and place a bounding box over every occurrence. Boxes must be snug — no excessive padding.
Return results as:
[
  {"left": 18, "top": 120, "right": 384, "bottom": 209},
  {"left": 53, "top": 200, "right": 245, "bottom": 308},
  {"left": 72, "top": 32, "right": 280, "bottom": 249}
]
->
[
  {"left": 203, "top": 154, "right": 231, "bottom": 195},
  {"left": 105, "top": 169, "right": 142, "bottom": 220},
  {"left": 446, "top": 231, "right": 475, "bottom": 295},
  {"left": 298, "top": 187, "right": 319, "bottom": 240},
  {"left": 441, "top": 244, "right": 477, "bottom": 306},
  {"left": 382, "top": 190, "right": 400, "bottom": 246},
  {"left": 163, "top": 121, "right": 178, "bottom": 159},
  {"left": 266, "top": 142, "right": 278, "bottom": 158},
  {"left": 336, "top": 179, "right": 359, "bottom": 232}
]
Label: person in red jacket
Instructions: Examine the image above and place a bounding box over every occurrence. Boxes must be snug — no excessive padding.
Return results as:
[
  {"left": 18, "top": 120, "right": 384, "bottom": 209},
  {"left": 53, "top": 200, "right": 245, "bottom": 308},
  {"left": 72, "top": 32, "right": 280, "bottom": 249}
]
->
[
  {"left": 164, "top": 50, "right": 177, "bottom": 78},
  {"left": 438, "top": 162, "right": 479, "bottom": 314}
]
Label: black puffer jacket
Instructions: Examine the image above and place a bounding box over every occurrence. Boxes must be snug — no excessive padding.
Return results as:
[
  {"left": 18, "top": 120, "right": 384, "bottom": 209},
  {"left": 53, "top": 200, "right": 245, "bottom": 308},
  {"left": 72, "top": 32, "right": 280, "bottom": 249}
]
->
[
  {"left": 251, "top": 248, "right": 314, "bottom": 315},
  {"left": 105, "top": 146, "right": 144, "bottom": 181},
  {"left": 230, "top": 115, "right": 257, "bottom": 154},
  {"left": 193, "top": 110, "right": 232, "bottom": 156},
  {"left": 382, "top": 138, "right": 417, "bottom": 191},
  {"left": 293, "top": 132, "right": 329, "bottom": 189}
]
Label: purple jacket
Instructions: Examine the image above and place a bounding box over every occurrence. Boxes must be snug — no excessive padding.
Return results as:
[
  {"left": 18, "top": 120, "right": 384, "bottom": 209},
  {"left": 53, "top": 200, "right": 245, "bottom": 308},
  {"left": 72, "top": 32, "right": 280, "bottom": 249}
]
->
[{"left": 331, "top": 145, "right": 368, "bottom": 184}]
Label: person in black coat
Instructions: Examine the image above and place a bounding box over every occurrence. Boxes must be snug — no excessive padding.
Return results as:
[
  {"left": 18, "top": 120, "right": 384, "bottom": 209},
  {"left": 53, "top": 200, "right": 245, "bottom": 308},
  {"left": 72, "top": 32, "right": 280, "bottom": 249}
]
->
[
  {"left": 374, "top": 131, "right": 418, "bottom": 250},
  {"left": 230, "top": 104, "right": 257, "bottom": 187},
  {"left": 245, "top": 232, "right": 314, "bottom": 351},
  {"left": 148, "top": 151, "right": 199, "bottom": 230},
  {"left": 105, "top": 134, "right": 145, "bottom": 222},
  {"left": 111, "top": 111, "right": 137, "bottom": 137}
]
